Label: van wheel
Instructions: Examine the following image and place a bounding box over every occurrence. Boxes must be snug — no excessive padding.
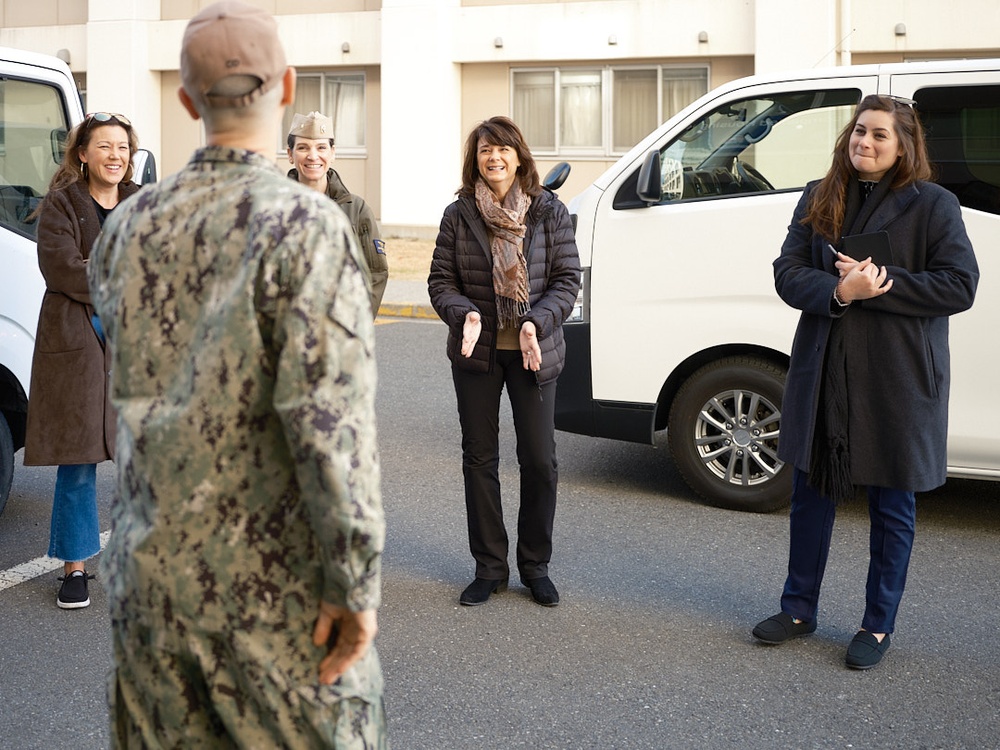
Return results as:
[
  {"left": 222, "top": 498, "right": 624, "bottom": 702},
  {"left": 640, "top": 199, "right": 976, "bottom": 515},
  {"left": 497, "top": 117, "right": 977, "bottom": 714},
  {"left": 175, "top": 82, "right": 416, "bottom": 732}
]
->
[
  {"left": 668, "top": 356, "right": 791, "bottom": 512},
  {"left": 0, "top": 411, "right": 13, "bottom": 518}
]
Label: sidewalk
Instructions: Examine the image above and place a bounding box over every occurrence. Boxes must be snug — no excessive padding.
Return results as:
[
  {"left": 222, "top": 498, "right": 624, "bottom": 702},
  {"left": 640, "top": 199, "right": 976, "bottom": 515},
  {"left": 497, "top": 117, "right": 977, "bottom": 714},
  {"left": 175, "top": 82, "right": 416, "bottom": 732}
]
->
[{"left": 377, "top": 276, "right": 438, "bottom": 319}]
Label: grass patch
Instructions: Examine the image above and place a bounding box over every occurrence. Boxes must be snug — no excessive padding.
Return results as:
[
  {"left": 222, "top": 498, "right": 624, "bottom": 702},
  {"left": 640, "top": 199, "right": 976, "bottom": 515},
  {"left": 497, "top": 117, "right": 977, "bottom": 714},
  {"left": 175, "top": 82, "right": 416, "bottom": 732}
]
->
[{"left": 387, "top": 237, "right": 435, "bottom": 280}]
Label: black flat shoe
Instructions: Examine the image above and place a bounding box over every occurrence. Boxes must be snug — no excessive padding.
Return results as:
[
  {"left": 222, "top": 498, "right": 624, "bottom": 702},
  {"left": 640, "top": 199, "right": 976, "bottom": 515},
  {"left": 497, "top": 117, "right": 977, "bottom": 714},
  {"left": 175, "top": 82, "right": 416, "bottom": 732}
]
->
[
  {"left": 524, "top": 576, "right": 559, "bottom": 607},
  {"left": 752, "top": 612, "right": 817, "bottom": 644},
  {"left": 459, "top": 577, "right": 507, "bottom": 606},
  {"left": 845, "top": 631, "right": 891, "bottom": 670}
]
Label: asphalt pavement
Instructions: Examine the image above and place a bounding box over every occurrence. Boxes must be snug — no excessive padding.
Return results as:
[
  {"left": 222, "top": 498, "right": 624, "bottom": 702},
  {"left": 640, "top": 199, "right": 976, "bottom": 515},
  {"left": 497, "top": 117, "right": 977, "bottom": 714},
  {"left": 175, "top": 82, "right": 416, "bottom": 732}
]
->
[{"left": 3, "top": 303, "right": 1000, "bottom": 750}]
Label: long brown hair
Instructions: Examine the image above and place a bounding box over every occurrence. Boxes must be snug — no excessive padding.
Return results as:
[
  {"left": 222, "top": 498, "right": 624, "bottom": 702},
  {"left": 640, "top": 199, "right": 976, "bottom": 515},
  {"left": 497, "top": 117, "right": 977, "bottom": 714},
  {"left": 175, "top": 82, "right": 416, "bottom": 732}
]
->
[
  {"left": 804, "top": 95, "right": 932, "bottom": 241},
  {"left": 458, "top": 116, "right": 541, "bottom": 198},
  {"left": 47, "top": 113, "right": 138, "bottom": 193}
]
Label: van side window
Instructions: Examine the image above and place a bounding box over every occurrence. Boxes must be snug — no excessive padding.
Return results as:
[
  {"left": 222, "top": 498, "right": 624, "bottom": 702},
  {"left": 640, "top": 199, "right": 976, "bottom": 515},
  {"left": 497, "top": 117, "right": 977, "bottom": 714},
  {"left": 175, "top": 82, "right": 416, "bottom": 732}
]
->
[
  {"left": 614, "top": 89, "right": 859, "bottom": 209},
  {"left": 0, "top": 77, "right": 69, "bottom": 240},
  {"left": 918, "top": 85, "right": 1000, "bottom": 216}
]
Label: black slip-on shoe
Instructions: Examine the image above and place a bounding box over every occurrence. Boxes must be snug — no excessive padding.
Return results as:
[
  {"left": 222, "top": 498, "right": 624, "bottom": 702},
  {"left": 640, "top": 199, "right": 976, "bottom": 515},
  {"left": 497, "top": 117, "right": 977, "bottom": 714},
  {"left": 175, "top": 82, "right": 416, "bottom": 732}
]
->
[
  {"left": 845, "top": 631, "right": 891, "bottom": 670},
  {"left": 524, "top": 576, "right": 560, "bottom": 607},
  {"left": 752, "top": 612, "right": 817, "bottom": 644},
  {"left": 57, "top": 570, "right": 93, "bottom": 610},
  {"left": 460, "top": 577, "right": 508, "bottom": 606}
]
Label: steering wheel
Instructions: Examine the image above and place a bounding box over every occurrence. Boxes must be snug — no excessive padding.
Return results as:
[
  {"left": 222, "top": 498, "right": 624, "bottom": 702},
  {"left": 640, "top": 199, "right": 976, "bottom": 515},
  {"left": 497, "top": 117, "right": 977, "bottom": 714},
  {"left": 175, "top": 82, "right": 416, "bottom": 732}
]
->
[{"left": 733, "top": 159, "right": 774, "bottom": 191}]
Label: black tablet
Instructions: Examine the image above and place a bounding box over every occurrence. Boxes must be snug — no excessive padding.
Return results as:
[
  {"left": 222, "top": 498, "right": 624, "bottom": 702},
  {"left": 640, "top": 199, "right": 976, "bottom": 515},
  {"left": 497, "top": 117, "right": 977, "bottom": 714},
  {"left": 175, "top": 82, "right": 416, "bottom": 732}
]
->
[{"left": 842, "top": 231, "right": 894, "bottom": 266}]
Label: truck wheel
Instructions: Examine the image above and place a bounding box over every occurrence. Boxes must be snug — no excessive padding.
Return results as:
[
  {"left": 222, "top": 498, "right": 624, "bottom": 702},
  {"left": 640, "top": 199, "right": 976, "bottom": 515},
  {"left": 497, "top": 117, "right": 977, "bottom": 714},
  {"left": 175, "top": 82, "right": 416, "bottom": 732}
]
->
[
  {"left": 0, "top": 411, "right": 13, "bottom": 518},
  {"left": 668, "top": 356, "right": 791, "bottom": 512}
]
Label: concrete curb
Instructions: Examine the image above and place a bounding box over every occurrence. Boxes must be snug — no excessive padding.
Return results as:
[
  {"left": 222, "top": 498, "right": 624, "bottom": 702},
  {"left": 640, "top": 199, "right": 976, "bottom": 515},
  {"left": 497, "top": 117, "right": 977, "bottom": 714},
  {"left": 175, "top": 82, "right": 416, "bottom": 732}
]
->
[{"left": 377, "top": 303, "right": 439, "bottom": 320}]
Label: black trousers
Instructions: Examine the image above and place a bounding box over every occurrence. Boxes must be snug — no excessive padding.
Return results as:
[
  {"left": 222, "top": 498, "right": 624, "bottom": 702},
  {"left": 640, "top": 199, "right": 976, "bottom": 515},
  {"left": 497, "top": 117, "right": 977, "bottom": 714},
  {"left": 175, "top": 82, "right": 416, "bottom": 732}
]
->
[{"left": 451, "top": 349, "right": 558, "bottom": 582}]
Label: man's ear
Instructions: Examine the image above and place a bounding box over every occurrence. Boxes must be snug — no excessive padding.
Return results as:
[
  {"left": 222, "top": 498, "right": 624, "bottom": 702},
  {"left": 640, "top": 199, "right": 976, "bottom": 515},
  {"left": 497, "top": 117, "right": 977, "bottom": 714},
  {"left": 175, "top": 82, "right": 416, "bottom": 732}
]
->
[
  {"left": 178, "top": 87, "right": 201, "bottom": 121},
  {"left": 280, "top": 67, "right": 296, "bottom": 107}
]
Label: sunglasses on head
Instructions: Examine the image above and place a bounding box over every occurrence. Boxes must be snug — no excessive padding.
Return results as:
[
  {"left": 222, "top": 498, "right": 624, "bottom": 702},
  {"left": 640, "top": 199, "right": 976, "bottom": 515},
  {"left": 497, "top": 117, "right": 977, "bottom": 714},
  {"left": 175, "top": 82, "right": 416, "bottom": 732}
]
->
[
  {"left": 885, "top": 95, "right": 917, "bottom": 109},
  {"left": 84, "top": 112, "right": 132, "bottom": 128}
]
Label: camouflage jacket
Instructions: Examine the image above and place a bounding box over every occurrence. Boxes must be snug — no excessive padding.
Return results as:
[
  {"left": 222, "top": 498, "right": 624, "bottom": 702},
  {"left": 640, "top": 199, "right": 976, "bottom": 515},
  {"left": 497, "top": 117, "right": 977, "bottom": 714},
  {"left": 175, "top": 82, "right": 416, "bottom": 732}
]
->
[{"left": 88, "top": 146, "right": 384, "bottom": 629}]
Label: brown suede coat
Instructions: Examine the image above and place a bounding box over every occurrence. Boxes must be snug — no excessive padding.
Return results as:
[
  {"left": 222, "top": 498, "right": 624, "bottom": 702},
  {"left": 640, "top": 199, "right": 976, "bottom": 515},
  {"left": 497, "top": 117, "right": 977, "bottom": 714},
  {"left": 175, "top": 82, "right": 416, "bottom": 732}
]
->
[{"left": 23, "top": 179, "right": 139, "bottom": 466}]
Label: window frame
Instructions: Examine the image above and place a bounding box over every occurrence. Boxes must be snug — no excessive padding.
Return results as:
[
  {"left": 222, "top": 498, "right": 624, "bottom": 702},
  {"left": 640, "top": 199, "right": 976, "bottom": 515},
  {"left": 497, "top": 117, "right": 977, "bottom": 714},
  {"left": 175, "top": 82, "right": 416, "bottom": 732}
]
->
[{"left": 511, "top": 63, "right": 710, "bottom": 158}]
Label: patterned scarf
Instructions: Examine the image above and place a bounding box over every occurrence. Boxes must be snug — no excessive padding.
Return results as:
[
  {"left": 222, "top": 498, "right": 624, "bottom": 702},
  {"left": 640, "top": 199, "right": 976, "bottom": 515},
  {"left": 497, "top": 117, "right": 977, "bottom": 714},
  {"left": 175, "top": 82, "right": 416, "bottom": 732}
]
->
[{"left": 475, "top": 179, "right": 532, "bottom": 330}]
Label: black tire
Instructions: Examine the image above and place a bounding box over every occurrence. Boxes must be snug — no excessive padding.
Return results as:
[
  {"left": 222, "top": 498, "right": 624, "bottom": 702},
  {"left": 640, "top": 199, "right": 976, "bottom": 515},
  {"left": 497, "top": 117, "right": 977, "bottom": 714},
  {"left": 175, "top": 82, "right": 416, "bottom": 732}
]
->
[
  {"left": 0, "top": 411, "right": 13, "bottom": 518},
  {"left": 668, "top": 356, "right": 791, "bottom": 512}
]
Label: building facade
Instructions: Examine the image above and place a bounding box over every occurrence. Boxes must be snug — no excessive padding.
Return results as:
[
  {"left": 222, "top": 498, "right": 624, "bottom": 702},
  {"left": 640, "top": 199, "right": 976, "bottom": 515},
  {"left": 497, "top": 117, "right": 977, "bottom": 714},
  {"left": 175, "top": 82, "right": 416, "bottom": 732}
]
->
[{"left": 2, "top": 0, "right": 998, "bottom": 234}]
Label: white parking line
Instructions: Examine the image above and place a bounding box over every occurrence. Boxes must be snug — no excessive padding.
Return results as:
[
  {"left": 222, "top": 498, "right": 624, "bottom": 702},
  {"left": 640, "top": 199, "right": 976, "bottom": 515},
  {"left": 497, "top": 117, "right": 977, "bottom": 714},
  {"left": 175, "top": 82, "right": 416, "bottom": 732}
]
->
[{"left": 0, "top": 530, "right": 110, "bottom": 592}]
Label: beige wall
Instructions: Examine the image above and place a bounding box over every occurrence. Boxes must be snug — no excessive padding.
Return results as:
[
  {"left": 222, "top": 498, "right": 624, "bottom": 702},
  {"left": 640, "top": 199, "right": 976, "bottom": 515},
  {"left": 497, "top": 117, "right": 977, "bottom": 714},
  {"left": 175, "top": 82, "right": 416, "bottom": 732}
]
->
[
  {"left": 3, "top": 0, "right": 998, "bottom": 231},
  {"left": 159, "top": 0, "right": 380, "bottom": 20},
  {"left": 0, "top": 0, "right": 86, "bottom": 26}
]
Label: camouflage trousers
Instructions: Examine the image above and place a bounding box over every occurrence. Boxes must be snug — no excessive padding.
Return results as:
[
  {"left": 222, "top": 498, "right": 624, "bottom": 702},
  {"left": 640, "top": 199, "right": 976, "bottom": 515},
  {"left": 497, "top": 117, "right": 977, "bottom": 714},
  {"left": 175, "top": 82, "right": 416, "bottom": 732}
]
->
[{"left": 108, "top": 615, "right": 388, "bottom": 749}]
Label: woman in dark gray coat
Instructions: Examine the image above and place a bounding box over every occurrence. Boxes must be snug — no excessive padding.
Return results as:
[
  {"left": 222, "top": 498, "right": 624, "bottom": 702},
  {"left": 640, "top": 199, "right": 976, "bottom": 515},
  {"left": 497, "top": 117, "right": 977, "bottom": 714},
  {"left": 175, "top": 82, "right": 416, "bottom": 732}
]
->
[
  {"left": 752, "top": 96, "right": 978, "bottom": 669},
  {"left": 428, "top": 116, "right": 580, "bottom": 607}
]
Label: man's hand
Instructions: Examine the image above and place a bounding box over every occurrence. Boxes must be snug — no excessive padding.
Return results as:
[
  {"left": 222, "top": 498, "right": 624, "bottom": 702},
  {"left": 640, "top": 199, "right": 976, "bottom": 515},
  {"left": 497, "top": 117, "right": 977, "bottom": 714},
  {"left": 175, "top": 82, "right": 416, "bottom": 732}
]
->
[{"left": 312, "top": 602, "right": 379, "bottom": 685}]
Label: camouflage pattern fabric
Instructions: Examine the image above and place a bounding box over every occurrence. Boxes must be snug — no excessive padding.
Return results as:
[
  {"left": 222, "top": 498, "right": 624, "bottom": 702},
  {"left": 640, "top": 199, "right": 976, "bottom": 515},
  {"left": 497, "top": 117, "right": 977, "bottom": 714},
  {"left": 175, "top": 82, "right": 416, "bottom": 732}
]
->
[{"left": 88, "top": 146, "right": 387, "bottom": 748}]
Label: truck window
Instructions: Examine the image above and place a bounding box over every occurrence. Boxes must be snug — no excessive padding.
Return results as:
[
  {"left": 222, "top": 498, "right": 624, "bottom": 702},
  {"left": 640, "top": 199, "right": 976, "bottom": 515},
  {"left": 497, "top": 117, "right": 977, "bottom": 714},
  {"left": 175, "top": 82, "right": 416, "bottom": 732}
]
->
[
  {"left": 0, "top": 77, "right": 69, "bottom": 240},
  {"left": 918, "top": 84, "right": 1000, "bottom": 216},
  {"left": 614, "top": 89, "right": 860, "bottom": 208}
]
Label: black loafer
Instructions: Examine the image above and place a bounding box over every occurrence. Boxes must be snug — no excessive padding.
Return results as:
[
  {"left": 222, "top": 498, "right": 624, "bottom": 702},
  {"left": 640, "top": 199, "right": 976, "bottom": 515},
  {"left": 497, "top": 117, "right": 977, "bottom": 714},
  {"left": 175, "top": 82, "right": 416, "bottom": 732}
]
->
[
  {"left": 524, "top": 576, "right": 559, "bottom": 607},
  {"left": 460, "top": 577, "right": 507, "bottom": 606},
  {"left": 845, "top": 631, "right": 891, "bottom": 670},
  {"left": 752, "top": 612, "right": 817, "bottom": 644}
]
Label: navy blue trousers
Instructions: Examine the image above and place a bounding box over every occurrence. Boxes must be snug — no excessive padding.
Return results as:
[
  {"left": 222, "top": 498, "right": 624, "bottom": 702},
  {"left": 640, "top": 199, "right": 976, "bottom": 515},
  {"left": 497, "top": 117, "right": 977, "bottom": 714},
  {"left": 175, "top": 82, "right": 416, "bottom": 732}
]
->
[
  {"left": 780, "top": 468, "right": 916, "bottom": 634},
  {"left": 451, "top": 349, "right": 558, "bottom": 582}
]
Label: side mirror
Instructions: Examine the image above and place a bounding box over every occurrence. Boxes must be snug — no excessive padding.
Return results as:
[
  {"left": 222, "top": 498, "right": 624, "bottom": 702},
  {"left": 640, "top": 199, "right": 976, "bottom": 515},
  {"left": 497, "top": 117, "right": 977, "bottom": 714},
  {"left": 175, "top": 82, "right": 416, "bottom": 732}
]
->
[
  {"left": 50, "top": 128, "right": 69, "bottom": 165},
  {"left": 542, "top": 161, "right": 570, "bottom": 190},
  {"left": 132, "top": 149, "right": 158, "bottom": 185},
  {"left": 636, "top": 151, "right": 662, "bottom": 205}
]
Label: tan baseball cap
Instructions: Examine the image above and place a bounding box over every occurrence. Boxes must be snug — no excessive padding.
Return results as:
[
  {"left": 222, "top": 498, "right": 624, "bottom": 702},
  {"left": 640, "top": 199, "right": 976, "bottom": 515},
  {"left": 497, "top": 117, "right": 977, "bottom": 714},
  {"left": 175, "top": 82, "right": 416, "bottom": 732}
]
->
[
  {"left": 180, "top": 1, "right": 287, "bottom": 108},
  {"left": 288, "top": 112, "right": 335, "bottom": 141}
]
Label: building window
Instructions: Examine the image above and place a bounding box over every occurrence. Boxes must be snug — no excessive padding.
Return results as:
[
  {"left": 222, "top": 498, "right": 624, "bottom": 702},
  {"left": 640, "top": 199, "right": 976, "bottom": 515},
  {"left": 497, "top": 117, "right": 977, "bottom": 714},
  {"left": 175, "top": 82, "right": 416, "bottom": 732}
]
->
[
  {"left": 512, "top": 65, "right": 708, "bottom": 157},
  {"left": 280, "top": 72, "right": 366, "bottom": 153}
]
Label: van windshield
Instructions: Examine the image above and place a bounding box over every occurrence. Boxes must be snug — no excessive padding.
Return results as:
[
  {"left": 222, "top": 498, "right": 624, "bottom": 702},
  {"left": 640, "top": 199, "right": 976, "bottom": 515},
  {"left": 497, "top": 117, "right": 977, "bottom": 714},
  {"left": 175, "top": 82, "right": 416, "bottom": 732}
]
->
[{"left": 647, "top": 89, "right": 859, "bottom": 204}]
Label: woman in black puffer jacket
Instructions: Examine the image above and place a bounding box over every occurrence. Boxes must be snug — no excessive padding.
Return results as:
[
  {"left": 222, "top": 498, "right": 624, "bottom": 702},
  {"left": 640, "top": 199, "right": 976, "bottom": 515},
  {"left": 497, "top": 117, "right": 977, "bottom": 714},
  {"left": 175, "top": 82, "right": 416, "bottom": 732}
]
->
[{"left": 428, "top": 116, "right": 581, "bottom": 608}]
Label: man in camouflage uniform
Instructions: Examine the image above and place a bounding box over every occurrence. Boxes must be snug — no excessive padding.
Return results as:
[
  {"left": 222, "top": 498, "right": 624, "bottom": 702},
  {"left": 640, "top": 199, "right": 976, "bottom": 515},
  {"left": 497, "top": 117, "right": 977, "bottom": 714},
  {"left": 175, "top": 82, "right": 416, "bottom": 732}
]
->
[
  {"left": 87, "top": 3, "right": 388, "bottom": 747},
  {"left": 287, "top": 111, "right": 389, "bottom": 316}
]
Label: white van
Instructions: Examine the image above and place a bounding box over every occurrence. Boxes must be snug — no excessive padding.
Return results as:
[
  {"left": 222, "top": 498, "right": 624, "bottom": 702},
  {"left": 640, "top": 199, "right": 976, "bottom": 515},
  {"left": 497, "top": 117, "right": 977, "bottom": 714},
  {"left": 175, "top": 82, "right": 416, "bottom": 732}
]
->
[
  {"left": 556, "top": 58, "right": 1000, "bottom": 512},
  {"left": 0, "top": 47, "right": 85, "bottom": 515},
  {"left": 0, "top": 47, "right": 155, "bottom": 516}
]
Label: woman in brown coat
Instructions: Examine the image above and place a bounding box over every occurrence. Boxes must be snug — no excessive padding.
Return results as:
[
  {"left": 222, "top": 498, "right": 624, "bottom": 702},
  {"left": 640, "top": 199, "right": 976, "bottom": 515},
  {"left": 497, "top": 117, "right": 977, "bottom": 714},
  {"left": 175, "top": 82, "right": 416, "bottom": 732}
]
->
[{"left": 24, "top": 112, "right": 139, "bottom": 609}]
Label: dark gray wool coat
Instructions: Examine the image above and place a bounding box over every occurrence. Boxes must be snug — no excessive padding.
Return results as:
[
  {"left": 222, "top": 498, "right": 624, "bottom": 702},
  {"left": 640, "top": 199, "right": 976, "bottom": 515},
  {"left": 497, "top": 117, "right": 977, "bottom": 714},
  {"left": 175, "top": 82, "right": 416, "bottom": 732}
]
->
[
  {"left": 428, "top": 188, "right": 581, "bottom": 386},
  {"left": 774, "top": 179, "right": 979, "bottom": 492}
]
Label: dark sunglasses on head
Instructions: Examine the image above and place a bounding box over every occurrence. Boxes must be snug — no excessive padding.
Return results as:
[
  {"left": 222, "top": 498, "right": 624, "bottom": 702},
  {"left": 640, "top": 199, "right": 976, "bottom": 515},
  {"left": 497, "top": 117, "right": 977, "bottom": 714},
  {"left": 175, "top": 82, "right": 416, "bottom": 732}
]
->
[{"left": 84, "top": 112, "right": 132, "bottom": 128}]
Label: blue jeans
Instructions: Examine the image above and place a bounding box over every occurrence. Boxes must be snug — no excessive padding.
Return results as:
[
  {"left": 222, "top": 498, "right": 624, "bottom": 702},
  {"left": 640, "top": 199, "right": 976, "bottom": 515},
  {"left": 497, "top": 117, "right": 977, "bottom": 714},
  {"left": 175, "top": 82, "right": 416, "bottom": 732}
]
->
[
  {"left": 780, "top": 468, "right": 916, "bottom": 634},
  {"left": 47, "top": 313, "right": 104, "bottom": 563},
  {"left": 48, "top": 463, "right": 100, "bottom": 562}
]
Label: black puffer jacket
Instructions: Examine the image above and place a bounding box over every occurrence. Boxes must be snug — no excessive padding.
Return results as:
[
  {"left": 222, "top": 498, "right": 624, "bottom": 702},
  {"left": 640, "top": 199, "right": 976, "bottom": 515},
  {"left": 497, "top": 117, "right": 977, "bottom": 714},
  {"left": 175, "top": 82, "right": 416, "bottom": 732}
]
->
[{"left": 428, "top": 188, "right": 581, "bottom": 385}]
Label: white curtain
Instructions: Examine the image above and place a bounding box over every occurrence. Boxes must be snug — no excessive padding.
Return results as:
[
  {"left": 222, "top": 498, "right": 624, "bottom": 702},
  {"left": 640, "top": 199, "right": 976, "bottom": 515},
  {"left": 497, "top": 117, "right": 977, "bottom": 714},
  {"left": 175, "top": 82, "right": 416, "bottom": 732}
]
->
[
  {"left": 613, "top": 69, "right": 657, "bottom": 151},
  {"left": 327, "top": 76, "right": 365, "bottom": 147},
  {"left": 561, "top": 70, "right": 601, "bottom": 148},
  {"left": 513, "top": 71, "right": 555, "bottom": 150}
]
